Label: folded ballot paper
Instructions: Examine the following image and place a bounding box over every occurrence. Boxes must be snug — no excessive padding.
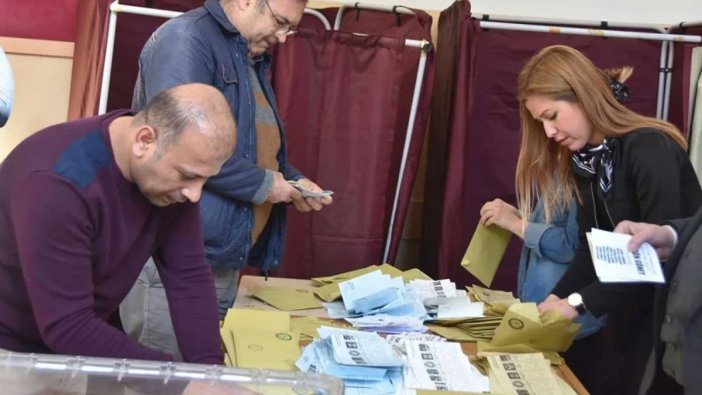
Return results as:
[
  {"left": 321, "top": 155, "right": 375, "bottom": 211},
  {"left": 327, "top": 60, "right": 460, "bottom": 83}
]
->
[
  {"left": 286, "top": 180, "right": 334, "bottom": 198},
  {"left": 312, "top": 264, "right": 431, "bottom": 302},
  {"left": 296, "top": 327, "right": 404, "bottom": 394},
  {"left": 587, "top": 228, "right": 665, "bottom": 283},
  {"left": 403, "top": 340, "right": 489, "bottom": 393},
  {"left": 486, "top": 353, "right": 575, "bottom": 395}
]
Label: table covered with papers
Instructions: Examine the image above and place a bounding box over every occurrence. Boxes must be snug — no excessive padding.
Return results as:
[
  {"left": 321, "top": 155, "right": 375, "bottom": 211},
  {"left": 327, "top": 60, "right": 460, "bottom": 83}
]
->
[{"left": 231, "top": 273, "right": 588, "bottom": 395}]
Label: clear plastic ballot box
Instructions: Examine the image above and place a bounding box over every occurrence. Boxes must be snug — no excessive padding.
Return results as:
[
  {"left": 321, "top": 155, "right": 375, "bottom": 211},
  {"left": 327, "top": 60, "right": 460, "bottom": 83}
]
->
[{"left": 0, "top": 352, "right": 344, "bottom": 394}]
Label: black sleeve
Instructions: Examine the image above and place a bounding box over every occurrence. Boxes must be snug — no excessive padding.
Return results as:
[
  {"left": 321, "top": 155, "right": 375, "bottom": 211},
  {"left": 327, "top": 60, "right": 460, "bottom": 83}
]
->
[{"left": 555, "top": 131, "right": 684, "bottom": 316}]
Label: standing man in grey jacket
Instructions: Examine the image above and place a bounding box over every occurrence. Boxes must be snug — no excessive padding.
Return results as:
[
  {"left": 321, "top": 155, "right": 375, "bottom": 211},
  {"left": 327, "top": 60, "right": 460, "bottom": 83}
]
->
[
  {"left": 121, "top": 0, "right": 332, "bottom": 360},
  {"left": 615, "top": 210, "right": 702, "bottom": 394}
]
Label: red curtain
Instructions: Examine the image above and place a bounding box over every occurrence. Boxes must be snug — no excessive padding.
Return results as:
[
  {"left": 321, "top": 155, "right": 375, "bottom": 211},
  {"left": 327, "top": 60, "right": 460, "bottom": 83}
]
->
[
  {"left": 668, "top": 25, "right": 702, "bottom": 138},
  {"left": 105, "top": 0, "right": 202, "bottom": 111},
  {"left": 422, "top": 1, "right": 663, "bottom": 291},
  {"left": 270, "top": 9, "right": 435, "bottom": 278}
]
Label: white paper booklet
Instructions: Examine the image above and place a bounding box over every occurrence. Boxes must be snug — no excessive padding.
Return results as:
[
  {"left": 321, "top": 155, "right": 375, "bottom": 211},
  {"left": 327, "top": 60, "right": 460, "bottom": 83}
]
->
[{"left": 587, "top": 228, "right": 665, "bottom": 283}]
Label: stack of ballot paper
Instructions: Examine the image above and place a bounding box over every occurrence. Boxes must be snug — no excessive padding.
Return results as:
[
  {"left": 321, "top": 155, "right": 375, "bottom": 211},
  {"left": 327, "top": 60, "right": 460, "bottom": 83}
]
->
[
  {"left": 311, "top": 264, "right": 431, "bottom": 302},
  {"left": 220, "top": 309, "right": 301, "bottom": 370},
  {"left": 345, "top": 314, "right": 426, "bottom": 333},
  {"left": 296, "top": 327, "right": 405, "bottom": 395},
  {"left": 322, "top": 270, "right": 428, "bottom": 326},
  {"left": 402, "top": 340, "right": 489, "bottom": 393},
  {"left": 587, "top": 228, "right": 665, "bottom": 283},
  {"left": 486, "top": 353, "right": 576, "bottom": 395},
  {"left": 408, "top": 279, "right": 485, "bottom": 320}
]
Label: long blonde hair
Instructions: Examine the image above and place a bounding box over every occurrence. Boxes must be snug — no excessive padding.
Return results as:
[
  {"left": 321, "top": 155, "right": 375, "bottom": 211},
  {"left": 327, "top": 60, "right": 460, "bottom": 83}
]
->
[{"left": 515, "top": 45, "right": 686, "bottom": 224}]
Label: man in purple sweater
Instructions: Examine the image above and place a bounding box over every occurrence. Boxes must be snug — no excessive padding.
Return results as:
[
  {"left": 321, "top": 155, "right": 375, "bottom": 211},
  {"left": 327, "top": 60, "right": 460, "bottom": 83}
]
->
[{"left": 0, "top": 83, "right": 233, "bottom": 364}]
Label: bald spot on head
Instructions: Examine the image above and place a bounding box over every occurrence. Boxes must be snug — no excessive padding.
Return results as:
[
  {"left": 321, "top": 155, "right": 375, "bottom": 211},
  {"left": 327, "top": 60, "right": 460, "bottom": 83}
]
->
[{"left": 134, "top": 83, "right": 237, "bottom": 161}]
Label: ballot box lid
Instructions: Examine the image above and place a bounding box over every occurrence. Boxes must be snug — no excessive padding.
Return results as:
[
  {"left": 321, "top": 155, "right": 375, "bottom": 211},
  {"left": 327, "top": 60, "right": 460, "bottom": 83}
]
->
[{"left": 0, "top": 351, "right": 344, "bottom": 395}]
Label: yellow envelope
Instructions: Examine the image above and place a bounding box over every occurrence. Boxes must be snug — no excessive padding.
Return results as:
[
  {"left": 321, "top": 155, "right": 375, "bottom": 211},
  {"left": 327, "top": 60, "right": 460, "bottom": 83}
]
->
[
  {"left": 312, "top": 264, "right": 405, "bottom": 301},
  {"left": 252, "top": 286, "right": 322, "bottom": 311},
  {"left": 489, "top": 303, "right": 580, "bottom": 352},
  {"left": 223, "top": 308, "right": 290, "bottom": 332},
  {"left": 477, "top": 344, "right": 565, "bottom": 365},
  {"left": 220, "top": 327, "right": 237, "bottom": 366},
  {"left": 426, "top": 324, "right": 482, "bottom": 342},
  {"left": 290, "top": 316, "right": 352, "bottom": 339},
  {"left": 233, "top": 328, "right": 300, "bottom": 371},
  {"left": 461, "top": 223, "right": 512, "bottom": 287},
  {"left": 400, "top": 268, "right": 433, "bottom": 282}
]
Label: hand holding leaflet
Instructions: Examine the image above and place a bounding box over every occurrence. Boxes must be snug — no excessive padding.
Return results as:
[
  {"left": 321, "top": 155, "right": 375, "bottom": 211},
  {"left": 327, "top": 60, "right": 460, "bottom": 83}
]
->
[{"left": 587, "top": 228, "right": 665, "bottom": 283}]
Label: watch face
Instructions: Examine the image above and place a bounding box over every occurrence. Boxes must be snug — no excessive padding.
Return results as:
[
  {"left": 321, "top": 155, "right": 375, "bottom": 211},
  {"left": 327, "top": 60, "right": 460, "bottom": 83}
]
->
[{"left": 568, "top": 293, "right": 583, "bottom": 306}]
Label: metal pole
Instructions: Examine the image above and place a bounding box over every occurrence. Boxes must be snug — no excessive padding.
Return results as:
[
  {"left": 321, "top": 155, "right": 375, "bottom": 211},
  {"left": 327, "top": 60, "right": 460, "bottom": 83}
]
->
[{"left": 383, "top": 40, "right": 432, "bottom": 263}]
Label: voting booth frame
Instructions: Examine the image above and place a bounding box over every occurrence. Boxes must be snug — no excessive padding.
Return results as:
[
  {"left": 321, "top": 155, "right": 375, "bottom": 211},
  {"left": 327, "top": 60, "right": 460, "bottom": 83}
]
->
[
  {"left": 421, "top": 3, "right": 702, "bottom": 291},
  {"left": 98, "top": 0, "right": 436, "bottom": 278}
]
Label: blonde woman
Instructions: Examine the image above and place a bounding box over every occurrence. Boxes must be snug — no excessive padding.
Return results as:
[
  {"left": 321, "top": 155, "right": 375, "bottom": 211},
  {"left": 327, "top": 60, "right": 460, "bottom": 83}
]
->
[{"left": 515, "top": 45, "right": 702, "bottom": 394}]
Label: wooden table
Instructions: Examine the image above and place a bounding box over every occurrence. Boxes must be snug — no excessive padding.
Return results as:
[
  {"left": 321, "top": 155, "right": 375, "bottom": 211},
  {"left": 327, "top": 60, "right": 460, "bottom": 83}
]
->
[{"left": 234, "top": 275, "right": 589, "bottom": 394}]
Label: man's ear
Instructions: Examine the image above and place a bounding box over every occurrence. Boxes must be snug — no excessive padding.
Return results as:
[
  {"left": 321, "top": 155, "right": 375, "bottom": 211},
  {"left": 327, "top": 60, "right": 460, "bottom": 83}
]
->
[
  {"left": 231, "top": 0, "right": 251, "bottom": 11},
  {"left": 133, "top": 125, "right": 157, "bottom": 158}
]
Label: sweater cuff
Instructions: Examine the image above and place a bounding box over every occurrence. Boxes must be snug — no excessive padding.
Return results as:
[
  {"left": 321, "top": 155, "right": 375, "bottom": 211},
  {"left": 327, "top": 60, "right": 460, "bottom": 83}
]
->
[
  {"left": 524, "top": 222, "right": 552, "bottom": 252},
  {"left": 663, "top": 225, "right": 678, "bottom": 250},
  {"left": 251, "top": 169, "right": 274, "bottom": 205}
]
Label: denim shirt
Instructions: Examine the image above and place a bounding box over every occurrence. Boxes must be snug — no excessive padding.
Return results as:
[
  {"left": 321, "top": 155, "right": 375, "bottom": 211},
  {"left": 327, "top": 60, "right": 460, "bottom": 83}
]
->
[
  {"left": 518, "top": 198, "right": 606, "bottom": 338},
  {"left": 132, "top": 0, "right": 302, "bottom": 273}
]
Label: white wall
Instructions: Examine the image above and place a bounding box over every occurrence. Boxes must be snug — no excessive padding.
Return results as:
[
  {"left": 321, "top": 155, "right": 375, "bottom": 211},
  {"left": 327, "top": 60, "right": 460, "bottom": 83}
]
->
[{"left": 352, "top": 0, "right": 702, "bottom": 27}]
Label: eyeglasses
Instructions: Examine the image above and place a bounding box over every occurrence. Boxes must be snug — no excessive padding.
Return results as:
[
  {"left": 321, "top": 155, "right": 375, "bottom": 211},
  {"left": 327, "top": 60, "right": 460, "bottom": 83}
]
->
[{"left": 263, "top": 0, "right": 297, "bottom": 35}]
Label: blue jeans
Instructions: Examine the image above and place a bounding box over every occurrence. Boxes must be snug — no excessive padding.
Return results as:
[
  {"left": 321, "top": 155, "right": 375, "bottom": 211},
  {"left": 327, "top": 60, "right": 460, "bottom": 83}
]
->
[{"left": 119, "top": 258, "right": 239, "bottom": 360}]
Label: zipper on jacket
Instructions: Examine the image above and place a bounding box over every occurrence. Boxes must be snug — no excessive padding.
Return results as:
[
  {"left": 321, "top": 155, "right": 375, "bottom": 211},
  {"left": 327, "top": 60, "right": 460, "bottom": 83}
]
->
[
  {"left": 590, "top": 182, "right": 600, "bottom": 228},
  {"left": 591, "top": 181, "right": 616, "bottom": 229}
]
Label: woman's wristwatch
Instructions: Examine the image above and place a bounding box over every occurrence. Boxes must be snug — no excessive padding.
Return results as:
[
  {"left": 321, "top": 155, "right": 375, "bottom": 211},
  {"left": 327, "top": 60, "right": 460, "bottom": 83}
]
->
[{"left": 567, "top": 292, "right": 587, "bottom": 315}]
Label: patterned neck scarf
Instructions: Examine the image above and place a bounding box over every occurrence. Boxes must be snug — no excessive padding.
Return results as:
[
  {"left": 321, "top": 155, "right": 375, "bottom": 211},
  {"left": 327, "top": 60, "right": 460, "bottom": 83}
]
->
[{"left": 571, "top": 138, "right": 619, "bottom": 201}]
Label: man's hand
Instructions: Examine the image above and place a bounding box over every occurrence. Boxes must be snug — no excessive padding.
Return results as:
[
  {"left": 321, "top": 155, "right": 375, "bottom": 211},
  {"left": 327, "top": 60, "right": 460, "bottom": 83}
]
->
[
  {"left": 266, "top": 172, "right": 301, "bottom": 204},
  {"left": 537, "top": 295, "right": 578, "bottom": 320},
  {"left": 614, "top": 220, "right": 676, "bottom": 261},
  {"left": 290, "top": 178, "right": 333, "bottom": 212},
  {"left": 479, "top": 199, "right": 524, "bottom": 238}
]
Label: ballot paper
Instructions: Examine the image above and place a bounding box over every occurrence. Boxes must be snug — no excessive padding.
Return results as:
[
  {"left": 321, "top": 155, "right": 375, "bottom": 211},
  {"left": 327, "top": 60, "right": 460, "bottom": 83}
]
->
[
  {"left": 296, "top": 339, "right": 399, "bottom": 394},
  {"left": 409, "top": 279, "right": 458, "bottom": 299},
  {"left": 588, "top": 228, "right": 665, "bottom": 283},
  {"left": 319, "top": 327, "right": 404, "bottom": 367},
  {"left": 385, "top": 334, "right": 446, "bottom": 352},
  {"left": 403, "top": 340, "right": 489, "bottom": 393},
  {"left": 434, "top": 299, "right": 484, "bottom": 320},
  {"left": 487, "top": 353, "right": 571, "bottom": 395},
  {"left": 339, "top": 270, "right": 405, "bottom": 314},
  {"left": 345, "top": 314, "right": 426, "bottom": 333},
  {"left": 287, "top": 180, "right": 334, "bottom": 198}
]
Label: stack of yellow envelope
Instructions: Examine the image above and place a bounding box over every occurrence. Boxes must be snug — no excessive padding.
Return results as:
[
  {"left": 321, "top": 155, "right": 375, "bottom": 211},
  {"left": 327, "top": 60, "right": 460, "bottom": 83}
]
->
[
  {"left": 220, "top": 308, "right": 301, "bottom": 370},
  {"left": 252, "top": 286, "right": 322, "bottom": 311},
  {"left": 426, "top": 316, "right": 504, "bottom": 342},
  {"left": 290, "top": 316, "right": 353, "bottom": 341},
  {"left": 467, "top": 285, "right": 520, "bottom": 316},
  {"left": 486, "top": 303, "right": 580, "bottom": 353}
]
